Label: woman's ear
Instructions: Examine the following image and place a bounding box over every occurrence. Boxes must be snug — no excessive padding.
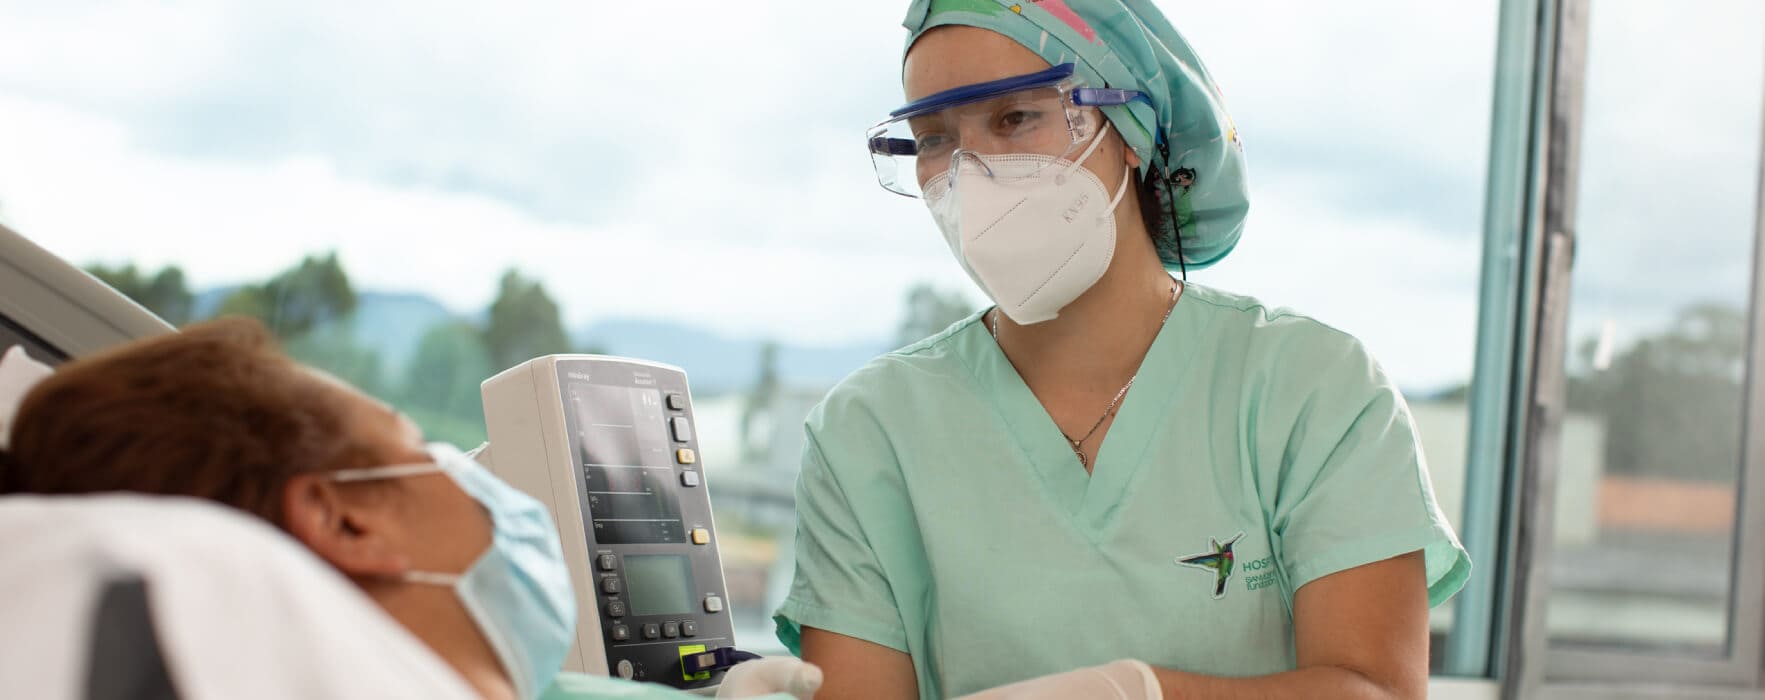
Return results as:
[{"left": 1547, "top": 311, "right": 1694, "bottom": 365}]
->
[
  {"left": 1125, "top": 142, "right": 1144, "bottom": 169},
  {"left": 282, "top": 473, "right": 410, "bottom": 579}
]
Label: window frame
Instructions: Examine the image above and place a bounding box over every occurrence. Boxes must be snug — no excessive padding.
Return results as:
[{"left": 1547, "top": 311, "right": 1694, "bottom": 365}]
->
[
  {"left": 1505, "top": 0, "right": 1765, "bottom": 694},
  {"left": 1443, "top": 0, "right": 1557, "bottom": 680},
  {"left": 0, "top": 223, "right": 170, "bottom": 358}
]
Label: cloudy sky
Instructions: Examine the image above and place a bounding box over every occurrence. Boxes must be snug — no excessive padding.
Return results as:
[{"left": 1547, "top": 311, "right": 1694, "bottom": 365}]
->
[
  {"left": 0, "top": 1, "right": 1755, "bottom": 393},
  {"left": 1565, "top": 0, "right": 1762, "bottom": 370}
]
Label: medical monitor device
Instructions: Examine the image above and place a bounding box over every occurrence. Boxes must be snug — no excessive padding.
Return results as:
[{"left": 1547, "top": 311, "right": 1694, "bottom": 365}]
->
[
  {"left": 0, "top": 224, "right": 172, "bottom": 364},
  {"left": 481, "top": 355, "right": 735, "bottom": 690}
]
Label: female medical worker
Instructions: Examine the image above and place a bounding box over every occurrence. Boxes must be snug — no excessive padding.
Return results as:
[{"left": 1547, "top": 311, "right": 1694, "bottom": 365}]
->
[{"left": 773, "top": 1, "right": 1473, "bottom": 698}]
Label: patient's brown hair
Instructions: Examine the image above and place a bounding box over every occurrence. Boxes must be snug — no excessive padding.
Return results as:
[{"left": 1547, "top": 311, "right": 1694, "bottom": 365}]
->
[{"left": 0, "top": 317, "right": 372, "bottom": 524}]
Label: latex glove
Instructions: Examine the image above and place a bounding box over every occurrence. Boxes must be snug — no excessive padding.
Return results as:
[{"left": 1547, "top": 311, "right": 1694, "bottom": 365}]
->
[
  {"left": 715, "top": 657, "right": 823, "bottom": 699},
  {"left": 954, "top": 660, "right": 1161, "bottom": 700}
]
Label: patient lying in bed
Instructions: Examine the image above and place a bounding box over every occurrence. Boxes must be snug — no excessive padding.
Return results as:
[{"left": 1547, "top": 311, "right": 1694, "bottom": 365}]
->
[{"left": 0, "top": 318, "right": 817, "bottom": 700}]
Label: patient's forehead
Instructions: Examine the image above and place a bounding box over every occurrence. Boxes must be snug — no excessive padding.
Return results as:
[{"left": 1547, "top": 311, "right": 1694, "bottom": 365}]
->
[
  {"left": 302, "top": 367, "right": 386, "bottom": 410},
  {"left": 299, "top": 366, "right": 426, "bottom": 458}
]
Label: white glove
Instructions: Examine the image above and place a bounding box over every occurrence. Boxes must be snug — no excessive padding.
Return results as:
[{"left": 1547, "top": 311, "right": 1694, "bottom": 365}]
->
[
  {"left": 714, "top": 656, "right": 824, "bottom": 699},
  {"left": 954, "top": 659, "right": 1162, "bottom": 700}
]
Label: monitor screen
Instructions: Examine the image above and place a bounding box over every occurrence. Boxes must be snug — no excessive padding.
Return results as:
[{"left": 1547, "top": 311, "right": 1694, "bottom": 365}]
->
[
  {"left": 623, "top": 554, "right": 695, "bottom": 617},
  {"left": 568, "top": 382, "right": 686, "bottom": 544}
]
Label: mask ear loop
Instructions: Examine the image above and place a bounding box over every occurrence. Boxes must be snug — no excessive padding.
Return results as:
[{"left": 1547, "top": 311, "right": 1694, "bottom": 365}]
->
[
  {"left": 1096, "top": 162, "right": 1132, "bottom": 225},
  {"left": 321, "top": 460, "right": 467, "bottom": 587},
  {"left": 1055, "top": 120, "right": 1115, "bottom": 186},
  {"left": 404, "top": 571, "right": 464, "bottom": 586},
  {"left": 328, "top": 463, "right": 443, "bottom": 483}
]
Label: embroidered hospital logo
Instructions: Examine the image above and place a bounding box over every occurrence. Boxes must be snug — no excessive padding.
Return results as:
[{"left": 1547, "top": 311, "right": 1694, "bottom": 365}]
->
[{"left": 1176, "top": 532, "right": 1244, "bottom": 599}]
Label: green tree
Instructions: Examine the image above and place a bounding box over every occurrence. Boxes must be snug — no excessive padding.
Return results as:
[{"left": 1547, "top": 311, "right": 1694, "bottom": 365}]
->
[
  {"left": 482, "top": 269, "right": 571, "bottom": 373},
  {"left": 284, "top": 323, "right": 390, "bottom": 399},
  {"left": 405, "top": 321, "right": 495, "bottom": 420},
  {"left": 214, "top": 252, "right": 386, "bottom": 398},
  {"left": 86, "top": 263, "right": 195, "bottom": 325},
  {"left": 1568, "top": 303, "right": 1747, "bottom": 482},
  {"left": 397, "top": 321, "right": 494, "bottom": 448},
  {"left": 896, "top": 283, "right": 974, "bottom": 348},
  {"left": 218, "top": 252, "right": 356, "bottom": 339}
]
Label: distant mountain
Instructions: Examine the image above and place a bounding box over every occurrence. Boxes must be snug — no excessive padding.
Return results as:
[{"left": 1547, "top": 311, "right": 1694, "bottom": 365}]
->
[
  {"left": 190, "top": 287, "right": 234, "bottom": 319},
  {"left": 195, "top": 287, "right": 458, "bottom": 378},
  {"left": 579, "top": 319, "right": 887, "bottom": 396},
  {"left": 193, "top": 287, "right": 883, "bottom": 395},
  {"left": 343, "top": 291, "right": 459, "bottom": 377}
]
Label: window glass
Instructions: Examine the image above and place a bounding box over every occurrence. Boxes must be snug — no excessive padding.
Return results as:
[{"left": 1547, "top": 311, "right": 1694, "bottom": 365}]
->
[
  {"left": 1544, "top": 0, "right": 1765, "bottom": 655},
  {"left": 0, "top": 2, "right": 1497, "bottom": 665}
]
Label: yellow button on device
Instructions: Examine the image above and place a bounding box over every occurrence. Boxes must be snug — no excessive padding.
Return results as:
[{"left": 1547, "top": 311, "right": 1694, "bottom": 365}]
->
[
  {"left": 691, "top": 528, "right": 711, "bottom": 545},
  {"left": 676, "top": 448, "right": 696, "bottom": 465}
]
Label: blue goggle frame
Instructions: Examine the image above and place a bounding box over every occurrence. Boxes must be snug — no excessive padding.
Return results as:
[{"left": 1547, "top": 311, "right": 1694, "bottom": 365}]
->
[{"left": 870, "top": 63, "right": 1156, "bottom": 157}]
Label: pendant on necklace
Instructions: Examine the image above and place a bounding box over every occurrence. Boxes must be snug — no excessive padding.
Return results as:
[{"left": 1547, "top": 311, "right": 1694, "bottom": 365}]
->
[{"left": 1069, "top": 440, "right": 1088, "bottom": 469}]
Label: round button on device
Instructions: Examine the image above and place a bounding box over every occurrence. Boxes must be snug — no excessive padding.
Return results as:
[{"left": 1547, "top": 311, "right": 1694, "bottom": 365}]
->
[{"left": 616, "top": 659, "right": 635, "bottom": 679}]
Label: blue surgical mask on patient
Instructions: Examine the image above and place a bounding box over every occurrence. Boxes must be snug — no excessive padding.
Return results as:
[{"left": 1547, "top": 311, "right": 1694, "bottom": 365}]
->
[{"left": 329, "top": 443, "right": 577, "bottom": 700}]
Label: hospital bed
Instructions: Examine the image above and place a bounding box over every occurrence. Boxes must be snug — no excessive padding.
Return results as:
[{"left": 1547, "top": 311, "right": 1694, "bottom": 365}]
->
[
  {"left": 0, "top": 226, "right": 477, "bottom": 698},
  {"left": 0, "top": 224, "right": 753, "bottom": 697}
]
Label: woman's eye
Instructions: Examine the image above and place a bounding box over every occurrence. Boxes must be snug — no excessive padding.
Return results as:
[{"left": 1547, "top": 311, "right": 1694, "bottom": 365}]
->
[
  {"left": 916, "top": 133, "right": 950, "bottom": 152},
  {"left": 1000, "top": 109, "right": 1043, "bottom": 129}
]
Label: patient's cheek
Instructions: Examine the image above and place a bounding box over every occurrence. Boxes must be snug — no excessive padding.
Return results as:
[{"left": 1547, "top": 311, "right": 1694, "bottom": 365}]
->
[{"left": 415, "top": 480, "right": 493, "bottom": 569}]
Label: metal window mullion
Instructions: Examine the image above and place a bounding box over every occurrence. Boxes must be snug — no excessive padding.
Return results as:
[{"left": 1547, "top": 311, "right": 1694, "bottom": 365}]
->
[
  {"left": 1731, "top": 19, "right": 1765, "bottom": 685},
  {"left": 1501, "top": 0, "right": 1580, "bottom": 696},
  {"left": 1544, "top": 685, "right": 1765, "bottom": 700},
  {"left": 1548, "top": 648, "right": 1750, "bottom": 688},
  {"left": 1448, "top": 0, "right": 1555, "bottom": 679}
]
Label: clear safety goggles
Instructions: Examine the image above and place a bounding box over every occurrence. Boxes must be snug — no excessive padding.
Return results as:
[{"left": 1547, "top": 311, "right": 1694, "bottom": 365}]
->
[{"left": 866, "top": 63, "right": 1151, "bottom": 198}]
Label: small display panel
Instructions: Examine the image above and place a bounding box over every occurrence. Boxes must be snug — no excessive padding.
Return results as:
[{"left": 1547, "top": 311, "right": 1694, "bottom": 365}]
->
[
  {"left": 624, "top": 554, "right": 695, "bottom": 617},
  {"left": 569, "top": 382, "right": 685, "bottom": 544}
]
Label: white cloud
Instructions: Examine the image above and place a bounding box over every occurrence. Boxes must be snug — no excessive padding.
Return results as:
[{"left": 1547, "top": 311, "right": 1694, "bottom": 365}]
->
[
  {"left": 0, "top": 93, "right": 975, "bottom": 347},
  {"left": 1208, "top": 168, "right": 1483, "bottom": 390},
  {"left": 0, "top": 1, "right": 235, "bottom": 108},
  {"left": 1555, "top": 0, "right": 1765, "bottom": 360},
  {"left": 0, "top": 1, "right": 1541, "bottom": 390},
  {"left": 1178, "top": 2, "right": 1498, "bottom": 176}
]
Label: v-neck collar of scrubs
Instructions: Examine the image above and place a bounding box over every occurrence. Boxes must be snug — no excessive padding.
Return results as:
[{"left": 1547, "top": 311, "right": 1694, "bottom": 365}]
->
[{"left": 956, "top": 283, "right": 1204, "bottom": 539}]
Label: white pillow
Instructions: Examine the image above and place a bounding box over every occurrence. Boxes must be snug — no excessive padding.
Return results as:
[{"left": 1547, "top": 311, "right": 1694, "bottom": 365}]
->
[
  {"left": 0, "top": 345, "right": 53, "bottom": 449},
  {"left": 0, "top": 494, "right": 480, "bottom": 700}
]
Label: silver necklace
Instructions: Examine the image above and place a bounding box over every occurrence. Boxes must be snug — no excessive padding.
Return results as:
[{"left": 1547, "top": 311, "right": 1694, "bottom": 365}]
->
[{"left": 990, "top": 279, "right": 1180, "bottom": 470}]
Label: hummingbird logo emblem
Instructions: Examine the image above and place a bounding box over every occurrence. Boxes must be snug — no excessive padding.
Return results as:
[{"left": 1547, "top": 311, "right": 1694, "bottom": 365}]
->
[{"left": 1177, "top": 532, "right": 1245, "bottom": 599}]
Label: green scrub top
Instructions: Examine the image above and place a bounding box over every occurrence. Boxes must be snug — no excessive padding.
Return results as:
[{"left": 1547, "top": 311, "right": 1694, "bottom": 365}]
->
[
  {"left": 540, "top": 672, "right": 792, "bottom": 699},
  {"left": 773, "top": 282, "right": 1471, "bottom": 699}
]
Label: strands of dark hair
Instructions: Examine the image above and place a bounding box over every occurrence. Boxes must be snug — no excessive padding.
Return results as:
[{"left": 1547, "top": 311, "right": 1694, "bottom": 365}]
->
[{"left": 1134, "top": 160, "right": 1187, "bottom": 282}]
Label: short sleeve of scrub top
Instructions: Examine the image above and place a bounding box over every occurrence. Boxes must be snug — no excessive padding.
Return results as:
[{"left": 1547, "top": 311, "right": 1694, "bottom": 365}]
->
[{"left": 773, "top": 283, "right": 1471, "bottom": 698}]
